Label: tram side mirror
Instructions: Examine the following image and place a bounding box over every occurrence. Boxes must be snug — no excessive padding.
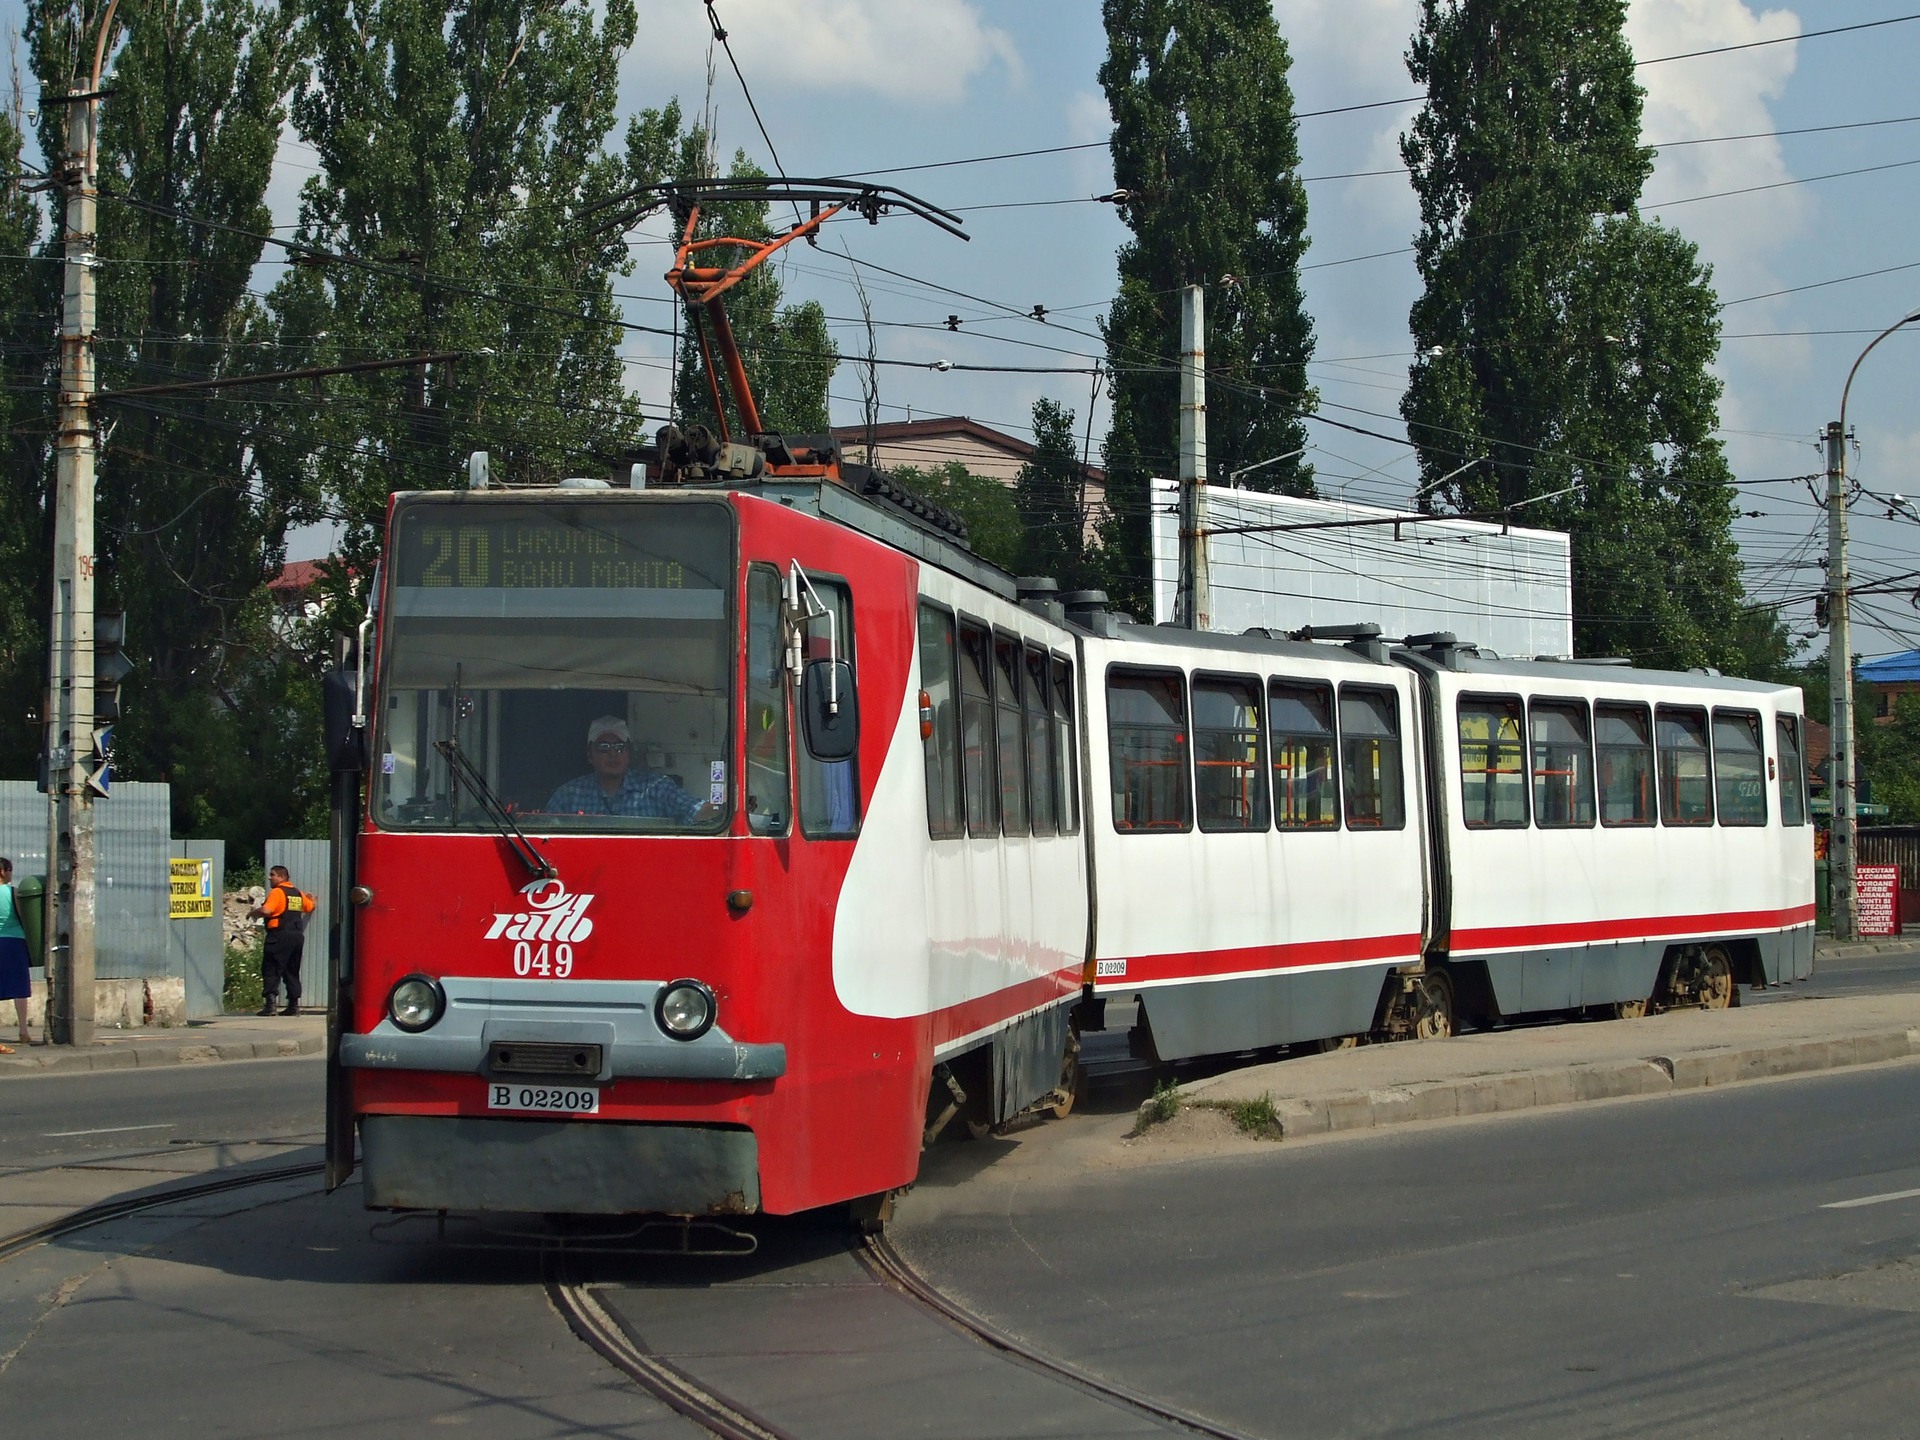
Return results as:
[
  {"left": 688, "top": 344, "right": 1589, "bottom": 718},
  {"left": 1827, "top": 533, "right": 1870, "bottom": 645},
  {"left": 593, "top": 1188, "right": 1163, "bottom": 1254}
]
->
[
  {"left": 322, "top": 668, "right": 366, "bottom": 773},
  {"left": 801, "top": 660, "right": 859, "bottom": 762}
]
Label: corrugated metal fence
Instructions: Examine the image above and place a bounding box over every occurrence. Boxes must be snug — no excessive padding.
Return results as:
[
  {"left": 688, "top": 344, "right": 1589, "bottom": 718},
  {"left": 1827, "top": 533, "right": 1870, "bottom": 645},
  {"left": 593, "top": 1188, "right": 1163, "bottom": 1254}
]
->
[
  {"left": 0, "top": 780, "right": 173, "bottom": 980},
  {"left": 264, "top": 837, "right": 332, "bottom": 1008}
]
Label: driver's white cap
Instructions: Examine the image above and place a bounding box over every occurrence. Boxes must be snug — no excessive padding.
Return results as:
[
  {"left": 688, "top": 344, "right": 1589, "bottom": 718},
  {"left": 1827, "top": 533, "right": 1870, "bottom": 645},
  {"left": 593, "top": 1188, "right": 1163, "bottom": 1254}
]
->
[{"left": 587, "top": 715, "right": 631, "bottom": 744}]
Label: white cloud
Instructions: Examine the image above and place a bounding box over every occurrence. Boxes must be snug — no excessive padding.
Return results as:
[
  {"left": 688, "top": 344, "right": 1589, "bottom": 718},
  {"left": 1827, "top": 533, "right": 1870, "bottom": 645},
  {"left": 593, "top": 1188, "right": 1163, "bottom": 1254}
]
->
[
  {"left": 628, "top": 0, "right": 1020, "bottom": 106},
  {"left": 1628, "top": 1, "right": 1803, "bottom": 300}
]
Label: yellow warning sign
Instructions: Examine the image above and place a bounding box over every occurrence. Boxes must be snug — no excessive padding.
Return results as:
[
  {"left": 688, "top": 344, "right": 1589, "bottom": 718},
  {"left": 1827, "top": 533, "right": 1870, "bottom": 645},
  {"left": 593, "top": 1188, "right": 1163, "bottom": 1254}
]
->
[{"left": 169, "top": 857, "right": 214, "bottom": 921}]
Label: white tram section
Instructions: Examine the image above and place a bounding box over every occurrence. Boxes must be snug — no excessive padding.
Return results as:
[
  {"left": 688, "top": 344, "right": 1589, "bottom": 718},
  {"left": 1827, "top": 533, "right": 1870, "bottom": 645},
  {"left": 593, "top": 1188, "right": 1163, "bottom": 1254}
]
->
[
  {"left": 831, "top": 562, "right": 1089, "bottom": 1065},
  {"left": 1404, "top": 646, "right": 1816, "bottom": 1014},
  {"left": 1080, "top": 621, "right": 1429, "bottom": 1062}
]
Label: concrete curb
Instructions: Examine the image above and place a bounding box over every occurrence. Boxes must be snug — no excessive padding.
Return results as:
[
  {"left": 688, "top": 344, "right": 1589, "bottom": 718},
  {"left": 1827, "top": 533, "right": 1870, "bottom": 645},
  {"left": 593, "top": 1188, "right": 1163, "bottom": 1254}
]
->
[
  {"left": 0, "top": 1033, "right": 324, "bottom": 1076},
  {"left": 1171, "top": 1028, "right": 1920, "bottom": 1138}
]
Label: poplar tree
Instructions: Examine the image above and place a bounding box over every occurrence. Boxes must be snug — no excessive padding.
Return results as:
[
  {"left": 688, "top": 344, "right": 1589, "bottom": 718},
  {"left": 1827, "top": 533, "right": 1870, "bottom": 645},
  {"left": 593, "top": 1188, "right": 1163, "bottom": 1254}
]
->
[
  {"left": 1401, "top": 0, "right": 1744, "bottom": 668},
  {"left": 1096, "top": 0, "right": 1317, "bottom": 613},
  {"left": 1015, "top": 397, "right": 1086, "bottom": 586},
  {"left": 0, "top": 97, "right": 49, "bottom": 777},
  {"left": 22, "top": 0, "right": 325, "bottom": 850},
  {"left": 270, "top": 0, "right": 680, "bottom": 577}
]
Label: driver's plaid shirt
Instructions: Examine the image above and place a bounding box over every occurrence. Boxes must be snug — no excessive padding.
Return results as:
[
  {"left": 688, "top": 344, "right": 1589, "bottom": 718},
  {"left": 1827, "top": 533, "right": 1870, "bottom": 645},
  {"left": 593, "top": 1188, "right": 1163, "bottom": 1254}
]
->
[{"left": 542, "top": 771, "right": 701, "bottom": 822}]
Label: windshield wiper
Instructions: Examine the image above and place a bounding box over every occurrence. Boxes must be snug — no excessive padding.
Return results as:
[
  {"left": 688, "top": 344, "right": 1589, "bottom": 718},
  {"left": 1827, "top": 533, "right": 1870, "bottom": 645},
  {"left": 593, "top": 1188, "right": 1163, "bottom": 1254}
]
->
[{"left": 434, "top": 737, "right": 557, "bottom": 885}]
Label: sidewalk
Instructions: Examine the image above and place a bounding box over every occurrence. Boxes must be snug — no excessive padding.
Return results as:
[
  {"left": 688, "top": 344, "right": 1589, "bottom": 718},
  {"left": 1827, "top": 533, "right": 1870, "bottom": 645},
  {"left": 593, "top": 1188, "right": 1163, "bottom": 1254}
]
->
[
  {"left": 1815, "top": 935, "right": 1920, "bottom": 960},
  {"left": 0, "top": 1012, "right": 325, "bottom": 1077},
  {"left": 1177, "top": 989, "right": 1920, "bottom": 1138}
]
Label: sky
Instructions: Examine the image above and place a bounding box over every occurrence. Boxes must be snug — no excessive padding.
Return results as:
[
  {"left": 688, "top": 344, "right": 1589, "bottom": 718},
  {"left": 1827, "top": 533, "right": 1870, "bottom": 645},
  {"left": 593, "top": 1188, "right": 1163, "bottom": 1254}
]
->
[{"left": 10, "top": 0, "right": 1920, "bottom": 660}]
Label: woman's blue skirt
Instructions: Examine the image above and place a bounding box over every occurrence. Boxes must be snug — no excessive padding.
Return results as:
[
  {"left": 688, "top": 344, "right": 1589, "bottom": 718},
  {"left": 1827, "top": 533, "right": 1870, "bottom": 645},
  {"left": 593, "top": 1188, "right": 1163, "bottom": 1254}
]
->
[{"left": 0, "top": 936, "right": 31, "bottom": 1001}]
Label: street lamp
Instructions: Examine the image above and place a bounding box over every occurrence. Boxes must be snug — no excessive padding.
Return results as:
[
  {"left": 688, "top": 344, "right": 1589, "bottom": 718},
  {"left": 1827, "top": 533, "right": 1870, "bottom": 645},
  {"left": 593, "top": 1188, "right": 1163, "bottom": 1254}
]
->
[
  {"left": 1224, "top": 446, "right": 1306, "bottom": 489},
  {"left": 1825, "top": 302, "right": 1920, "bottom": 941}
]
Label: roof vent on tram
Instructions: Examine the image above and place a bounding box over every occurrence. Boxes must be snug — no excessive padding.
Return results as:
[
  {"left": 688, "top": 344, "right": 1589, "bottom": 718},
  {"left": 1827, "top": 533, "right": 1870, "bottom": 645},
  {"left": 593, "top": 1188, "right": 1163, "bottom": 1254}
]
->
[
  {"left": 557, "top": 476, "right": 612, "bottom": 489},
  {"left": 1017, "top": 576, "right": 1066, "bottom": 624},
  {"left": 1062, "top": 589, "right": 1121, "bottom": 638}
]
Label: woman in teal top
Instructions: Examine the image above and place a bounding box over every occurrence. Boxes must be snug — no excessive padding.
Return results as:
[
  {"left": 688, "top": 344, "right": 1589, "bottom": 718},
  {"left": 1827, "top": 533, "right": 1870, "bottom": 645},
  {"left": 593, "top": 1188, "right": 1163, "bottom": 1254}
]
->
[{"left": 0, "top": 858, "right": 34, "bottom": 1050}]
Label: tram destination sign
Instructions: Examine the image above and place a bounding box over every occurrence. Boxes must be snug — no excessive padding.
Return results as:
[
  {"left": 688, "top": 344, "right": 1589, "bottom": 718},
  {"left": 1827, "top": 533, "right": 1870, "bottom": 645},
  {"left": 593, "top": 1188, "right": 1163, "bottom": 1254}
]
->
[{"left": 393, "top": 502, "right": 727, "bottom": 593}]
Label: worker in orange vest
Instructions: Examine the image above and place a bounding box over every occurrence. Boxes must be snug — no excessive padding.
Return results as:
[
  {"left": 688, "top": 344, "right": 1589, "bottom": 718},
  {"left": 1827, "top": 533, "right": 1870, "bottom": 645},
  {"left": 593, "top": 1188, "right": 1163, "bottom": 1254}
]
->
[{"left": 249, "top": 864, "right": 312, "bottom": 1016}]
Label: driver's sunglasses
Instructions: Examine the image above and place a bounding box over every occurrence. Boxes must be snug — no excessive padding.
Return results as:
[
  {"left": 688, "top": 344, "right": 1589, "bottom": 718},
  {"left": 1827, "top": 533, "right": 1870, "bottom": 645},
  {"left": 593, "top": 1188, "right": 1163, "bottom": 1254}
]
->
[{"left": 592, "top": 740, "right": 631, "bottom": 754}]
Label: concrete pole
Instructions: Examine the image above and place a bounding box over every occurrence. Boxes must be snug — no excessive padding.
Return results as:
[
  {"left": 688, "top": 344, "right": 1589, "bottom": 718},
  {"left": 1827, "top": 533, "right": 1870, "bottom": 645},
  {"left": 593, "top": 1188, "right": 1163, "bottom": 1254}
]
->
[
  {"left": 45, "top": 84, "right": 101, "bottom": 1047},
  {"left": 1177, "top": 284, "right": 1208, "bottom": 630},
  {"left": 1825, "top": 421, "right": 1857, "bottom": 942}
]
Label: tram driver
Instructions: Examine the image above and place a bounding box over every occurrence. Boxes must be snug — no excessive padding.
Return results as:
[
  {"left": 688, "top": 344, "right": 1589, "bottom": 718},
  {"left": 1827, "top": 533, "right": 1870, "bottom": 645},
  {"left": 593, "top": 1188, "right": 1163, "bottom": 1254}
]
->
[{"left": 542, "top": 716, "right": 713, "bottom": 823}]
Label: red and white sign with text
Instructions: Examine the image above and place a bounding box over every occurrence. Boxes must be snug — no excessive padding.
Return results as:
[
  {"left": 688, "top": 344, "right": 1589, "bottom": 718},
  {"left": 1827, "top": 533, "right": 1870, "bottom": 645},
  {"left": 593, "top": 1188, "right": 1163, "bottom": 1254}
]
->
[{"left": 1856, "top": 865, "right": 1901, "bottom": 938}]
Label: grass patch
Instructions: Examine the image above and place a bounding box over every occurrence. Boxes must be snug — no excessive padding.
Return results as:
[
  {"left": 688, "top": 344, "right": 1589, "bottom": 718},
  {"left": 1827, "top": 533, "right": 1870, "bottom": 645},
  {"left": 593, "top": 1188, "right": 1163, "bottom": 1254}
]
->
[
  {"left": 224, "top": 937, "right": 264, "bottom": 1014},
  {"left": 1222, "top": 1093, "right": 1284, "bottom": 1140},
  {"left": 1131, "top": 1078, "right": 1184, "bottom": 1135}
]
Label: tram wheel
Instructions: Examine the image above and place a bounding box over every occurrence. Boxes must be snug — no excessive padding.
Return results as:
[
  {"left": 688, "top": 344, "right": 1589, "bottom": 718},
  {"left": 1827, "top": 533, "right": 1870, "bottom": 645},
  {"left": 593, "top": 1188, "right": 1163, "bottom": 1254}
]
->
[
  {"left": 1612, "top": 997, "right": 1649, "bottom": 1020},
  {"left": 1700, "top": 944, "right": 1734, "bottom": 1010},
  {"left": 1414, "top": 970, "right": 1455, "bottom": 1040}
]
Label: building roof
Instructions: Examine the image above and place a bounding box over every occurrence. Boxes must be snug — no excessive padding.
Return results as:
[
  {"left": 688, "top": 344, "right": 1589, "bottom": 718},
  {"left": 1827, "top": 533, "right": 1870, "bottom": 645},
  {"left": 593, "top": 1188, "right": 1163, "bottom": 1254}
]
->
[
  {"left": 268, "top": 559, "right": 328, "bottom": 593},
  {"left": 830, "top": 415, "right": 1105, "bottom": 483},
  {"left": 1858, "top": 650, "right": 1920, "bottom": 684}
]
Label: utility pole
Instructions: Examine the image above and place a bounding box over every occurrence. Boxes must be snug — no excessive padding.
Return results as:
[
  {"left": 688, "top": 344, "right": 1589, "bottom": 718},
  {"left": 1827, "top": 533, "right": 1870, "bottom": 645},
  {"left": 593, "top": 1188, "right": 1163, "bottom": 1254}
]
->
[
  {"left": 1176, "top": 284, "right": 1208, "bottom": 629},
  {"left": 1823, "top": 304, "right": 1920, "bottom": 942},
  {"left": 1825, "top": 420, "right": 1858, "bottom": 942},
  {"left": 45, "top": 36, "right": 113, "bottom": 1047}
]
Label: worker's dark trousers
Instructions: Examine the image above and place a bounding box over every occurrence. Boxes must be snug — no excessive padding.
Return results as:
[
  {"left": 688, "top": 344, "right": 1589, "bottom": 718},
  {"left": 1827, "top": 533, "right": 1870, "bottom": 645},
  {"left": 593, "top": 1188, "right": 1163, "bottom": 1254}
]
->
[{"left": 262, "top": 932, "right": 305, "bottom": 1010}]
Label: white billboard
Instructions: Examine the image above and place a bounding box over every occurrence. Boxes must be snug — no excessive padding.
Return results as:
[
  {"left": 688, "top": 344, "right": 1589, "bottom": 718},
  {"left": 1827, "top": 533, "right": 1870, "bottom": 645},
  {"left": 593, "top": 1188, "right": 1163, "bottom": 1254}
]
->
[{"left": 1149, "top": 480, "right": 1574, "bottom": 657}]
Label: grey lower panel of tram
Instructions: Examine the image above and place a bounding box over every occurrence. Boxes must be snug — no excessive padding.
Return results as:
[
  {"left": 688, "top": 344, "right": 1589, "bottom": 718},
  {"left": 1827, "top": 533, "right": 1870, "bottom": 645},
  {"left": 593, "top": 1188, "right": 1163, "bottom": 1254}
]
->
[
  {"left": 1135, "top": 962, "right": 1395, "bottom": 1062},
  {"left": 360, "top": 1114, "right": 760, "bottom": 1215}
]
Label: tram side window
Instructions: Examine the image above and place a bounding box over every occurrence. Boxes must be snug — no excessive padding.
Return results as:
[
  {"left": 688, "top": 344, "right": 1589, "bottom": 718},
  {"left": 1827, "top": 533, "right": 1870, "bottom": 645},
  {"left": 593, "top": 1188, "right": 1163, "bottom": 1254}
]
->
[
  {"left": 1530, "top": 699, "right": 1595, "bottom": 828},
  {"left": 798, "top": 579, "right": 860, "bottom": 838},
  {"left": 995, "top": 634, "right": 1030, "bottom": 836},
  {"left": 1051, "top": 656, "right": 1080, "bottom": 835},
  {"left": 1024, "top": 647, "right": 1057, "bottom": 836},
  {"left": 1340, "top": 686, "right": 1406, "bottom": 830},
  {"left": 1270, "top": 681, "right": 1338, "bottom": 830},
  {"left": 917, "top": 604, "right": 963, "bottom": 839},
  {"left": 1193, "top": 675, "right": 1269, "bottom": 832},
  {"left": 1713, "top": 708, "right": 1768, "bottom": 827},
  {"left": 1108, "top": 669, "right": 1191, "bottom": 831},
  {"left": 1458, "top": 695, "right": 1528, "bottom": 829},
  {"left": 744, "top": 566, "right": 791, "bottom": 836},
  {"left": 1777, "top": 714, "right": 1809, "bottom": 827},
  {"left": 1657, "top": 705, "right": 1714, "bottom": 826},
  {"left": 957, "top": 621, "right": 997, "bottom": 836},
  {"left": 1595, "top": 703, "right": 1653, "bottom": 826}
]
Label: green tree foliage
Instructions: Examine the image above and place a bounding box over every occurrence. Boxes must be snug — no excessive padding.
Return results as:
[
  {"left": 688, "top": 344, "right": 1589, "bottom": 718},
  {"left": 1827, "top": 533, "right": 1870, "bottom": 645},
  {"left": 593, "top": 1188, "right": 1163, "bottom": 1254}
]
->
[
  {"left": 669, "top": 141, "right": 836, "bottom": 438},
  {"left": 20, "top": 0, "right": 327, "bottom": 858},
  {"left": 1015, "top": 397, "right": 1087, "bottom": 586},
  {"left": 894, "top": 463, "right": 1022, "bottom": 574},
  {"left": 0, "top": 92, "right": 50, "bottom": 779},
  {"left": 1096, "top": 0, "right": 1317, "bottom": 612},
  {"left": 1401, "top": 0, "right": 1744, "bottom": 668},
  {"left": 269, "top": 0, "right": 678, "bottom": 578}
]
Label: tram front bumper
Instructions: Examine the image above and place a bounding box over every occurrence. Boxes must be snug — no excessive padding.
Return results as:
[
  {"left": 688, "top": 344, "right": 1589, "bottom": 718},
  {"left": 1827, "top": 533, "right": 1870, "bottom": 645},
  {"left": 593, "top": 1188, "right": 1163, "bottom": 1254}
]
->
[{"left": 359, "top": 1114, "right": 760, "bottom": 1216}]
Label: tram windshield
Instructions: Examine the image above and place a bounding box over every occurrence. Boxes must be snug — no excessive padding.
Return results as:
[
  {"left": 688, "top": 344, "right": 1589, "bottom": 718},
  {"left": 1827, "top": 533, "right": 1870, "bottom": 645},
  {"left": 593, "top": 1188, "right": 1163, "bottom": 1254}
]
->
[{"left": 372, "top": 497, "right": 733, "bottom": 834}]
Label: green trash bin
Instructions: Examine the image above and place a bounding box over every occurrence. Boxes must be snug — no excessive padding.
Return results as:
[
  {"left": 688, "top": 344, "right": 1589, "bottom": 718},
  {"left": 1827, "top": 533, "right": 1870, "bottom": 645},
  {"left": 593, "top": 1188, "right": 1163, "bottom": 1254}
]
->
[{"left": 13, "top": 874, "right": 45, "bottom": 966}]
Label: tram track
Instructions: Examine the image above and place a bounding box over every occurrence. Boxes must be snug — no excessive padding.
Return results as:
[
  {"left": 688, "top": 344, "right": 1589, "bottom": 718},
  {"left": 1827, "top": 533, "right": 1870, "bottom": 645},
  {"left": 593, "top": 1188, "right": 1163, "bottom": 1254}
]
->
[
  {"left": 0, "top": 1159, "right": 325, "bottom": 1265},
  {"left": 546, "top": 1221, "right": 1263, "bottom": 1440}
]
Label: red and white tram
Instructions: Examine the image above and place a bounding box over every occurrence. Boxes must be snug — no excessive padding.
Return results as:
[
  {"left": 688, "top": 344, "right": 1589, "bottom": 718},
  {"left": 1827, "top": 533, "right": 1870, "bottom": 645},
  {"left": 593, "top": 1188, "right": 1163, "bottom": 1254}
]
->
[{"left": 315, "top": 179, "right": 1815, "bottom": 1221}]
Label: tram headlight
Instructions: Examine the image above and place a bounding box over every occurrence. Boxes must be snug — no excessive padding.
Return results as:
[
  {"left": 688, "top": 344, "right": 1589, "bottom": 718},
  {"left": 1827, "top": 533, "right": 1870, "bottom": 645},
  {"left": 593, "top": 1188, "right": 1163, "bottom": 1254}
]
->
[
  {"left": 655, "top": 979, "right": 717, "bottom": 1041},
  {"left": 387, "top": 974, "right": 445, "bottom": 1033}
]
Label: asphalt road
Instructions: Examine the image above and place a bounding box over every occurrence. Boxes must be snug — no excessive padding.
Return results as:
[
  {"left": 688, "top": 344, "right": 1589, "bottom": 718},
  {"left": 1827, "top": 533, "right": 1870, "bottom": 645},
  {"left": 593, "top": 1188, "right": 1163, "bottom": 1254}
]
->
[
  {"left": 2, "top": 950, "right": 1919, "bottom": 1437},
  {"left": 0, "top": 1054, "right": 324, "bottom": 1167},
  {"left": 1754, "top": 945, "right": 1920, "bottom": 1001},
  {"left": 899, "top": 1059, "right": 1920, "bottom": 1440}
]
